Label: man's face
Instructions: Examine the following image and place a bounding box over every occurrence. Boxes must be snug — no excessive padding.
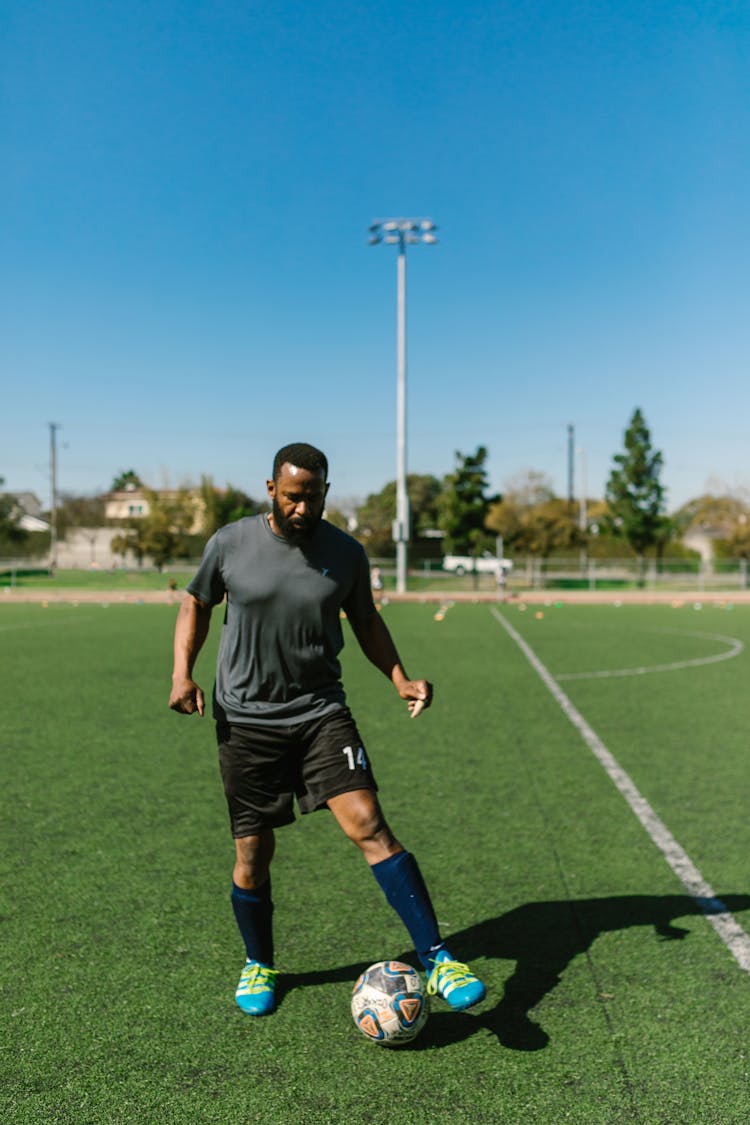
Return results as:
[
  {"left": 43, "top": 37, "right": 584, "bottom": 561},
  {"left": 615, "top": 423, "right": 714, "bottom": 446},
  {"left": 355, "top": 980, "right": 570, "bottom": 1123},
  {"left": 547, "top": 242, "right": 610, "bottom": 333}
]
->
[{"left": 267, "top": 463, "right": 329, "bottom": 544}]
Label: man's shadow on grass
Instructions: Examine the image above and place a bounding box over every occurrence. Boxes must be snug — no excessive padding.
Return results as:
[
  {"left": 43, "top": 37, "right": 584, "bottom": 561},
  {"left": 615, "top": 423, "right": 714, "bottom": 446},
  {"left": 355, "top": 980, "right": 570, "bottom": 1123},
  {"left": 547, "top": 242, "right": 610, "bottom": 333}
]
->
[{"left": 282, "top": 893, "right": 750, "bottom": 1051}]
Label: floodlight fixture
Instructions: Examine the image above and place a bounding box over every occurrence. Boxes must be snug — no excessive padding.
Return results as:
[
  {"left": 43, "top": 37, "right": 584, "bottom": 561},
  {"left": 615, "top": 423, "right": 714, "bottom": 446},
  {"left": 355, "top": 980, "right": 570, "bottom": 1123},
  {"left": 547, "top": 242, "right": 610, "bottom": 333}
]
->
[{"left": 368, "top": 218, "right": 439, "bottom": 249}]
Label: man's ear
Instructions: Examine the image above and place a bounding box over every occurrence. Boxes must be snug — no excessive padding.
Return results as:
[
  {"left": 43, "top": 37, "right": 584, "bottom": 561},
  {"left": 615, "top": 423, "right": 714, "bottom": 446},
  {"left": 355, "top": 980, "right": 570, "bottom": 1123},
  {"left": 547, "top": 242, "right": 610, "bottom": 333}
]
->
[{"left": 266, "top": 478, "right": 276, "bottom": 499}]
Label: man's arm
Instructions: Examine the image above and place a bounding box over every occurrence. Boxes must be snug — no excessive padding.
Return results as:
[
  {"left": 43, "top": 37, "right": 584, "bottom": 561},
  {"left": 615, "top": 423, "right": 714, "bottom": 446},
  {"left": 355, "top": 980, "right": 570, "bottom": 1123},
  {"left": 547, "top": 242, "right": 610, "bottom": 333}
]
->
[
  {"left": 168, "top": 593, "right": 213, "bottom": 716},
  {"left": 348, "top": 610, "right": 433, "bottom": 714}
]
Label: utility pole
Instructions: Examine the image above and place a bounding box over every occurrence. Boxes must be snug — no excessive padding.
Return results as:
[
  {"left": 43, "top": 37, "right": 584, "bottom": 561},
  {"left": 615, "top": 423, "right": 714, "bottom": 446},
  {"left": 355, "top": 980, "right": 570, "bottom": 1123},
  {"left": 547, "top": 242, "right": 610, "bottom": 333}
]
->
[
  {"left": 49, "top": 422, "right": 61, "bottom": 575},
  {"left": 578, "top": 446, "right": 588, "bottom": 535},
  {"left": 567, "top": 423, "right": 575, "bottom": 505},
  {"left": 578, "top": 445, "right": 588, "bottom": 570}
]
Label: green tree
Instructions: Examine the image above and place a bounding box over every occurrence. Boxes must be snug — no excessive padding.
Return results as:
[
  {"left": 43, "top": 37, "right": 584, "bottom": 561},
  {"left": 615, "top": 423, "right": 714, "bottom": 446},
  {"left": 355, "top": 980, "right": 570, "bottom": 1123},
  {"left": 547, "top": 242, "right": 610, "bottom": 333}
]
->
[
  {"left": 516, "top": 498, "right": 581, "bottom": 558},
  {"left": 323, "top": 506, "right": 351, "bottom": 532},
  {"left": 605, "top": 409, "right": 668, "bottom": 581},
  {"left": 486, "top": 472, "right": 580, "bottom": 559},
  {"left": 721, "top": 516, "right": 750, "bottom": 561},
  {"left": 485, "top": 470, "right": 555, "bottom": 553},
  {"left": 54, "top": 492, "right": 108, "bottom": 566},
  {"left": 111, "top": 489, "right": 196, "bottom": 570},
  {"left": 437, "top": 447, "right": 497, "bottom": 556},
  {"left": 110, "top": 469, "right": 143, "bottom": 491},
  {"left": 355, "top": 474, "right": 442, "bottom": 557},
  {"left": 0, "top": 478, "right": 29, "bottom": 549},
  {"left": 501, "top": 469, "right": 556, "bottom": 509},
  {"left": 673, "top": 493, "right": 748, "bottom": 537},
  {"left": 56, "top": 492, "right": 106, "bottom": 537},
  {"left": 199, "top": 476, "right": 268, "bottom": 537}
]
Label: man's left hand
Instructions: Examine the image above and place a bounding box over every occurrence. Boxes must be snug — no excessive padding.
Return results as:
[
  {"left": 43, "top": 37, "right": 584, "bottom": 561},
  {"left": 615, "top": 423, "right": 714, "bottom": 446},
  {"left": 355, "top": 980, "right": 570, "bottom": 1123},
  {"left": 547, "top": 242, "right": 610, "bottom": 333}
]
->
[{"left": 399, "top": 679, "right": 432, "bottom": 717}]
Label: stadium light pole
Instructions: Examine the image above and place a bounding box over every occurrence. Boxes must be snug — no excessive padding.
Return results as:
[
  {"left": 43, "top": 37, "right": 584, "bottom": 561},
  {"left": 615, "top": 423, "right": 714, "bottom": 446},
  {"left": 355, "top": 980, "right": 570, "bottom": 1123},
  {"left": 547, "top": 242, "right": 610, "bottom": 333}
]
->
[{"left": 368, "top": 218, "right": 437, "bottom": 594}]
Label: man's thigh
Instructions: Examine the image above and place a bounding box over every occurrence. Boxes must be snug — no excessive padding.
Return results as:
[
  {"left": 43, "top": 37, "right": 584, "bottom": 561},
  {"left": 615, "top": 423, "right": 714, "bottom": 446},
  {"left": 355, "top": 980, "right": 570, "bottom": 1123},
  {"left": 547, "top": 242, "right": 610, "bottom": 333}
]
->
[
  {"left": 297, "top": 708, "right": 378, "bottom": 814},
  {"left": 217, "top": 722, "right": 297, "bottom": 836}
]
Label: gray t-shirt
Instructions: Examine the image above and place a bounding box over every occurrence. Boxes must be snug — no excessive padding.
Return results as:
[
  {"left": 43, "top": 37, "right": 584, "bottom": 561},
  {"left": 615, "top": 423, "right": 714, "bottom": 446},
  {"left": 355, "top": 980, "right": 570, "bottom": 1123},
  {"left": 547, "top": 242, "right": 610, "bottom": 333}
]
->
[{"left": 187, "top": 514, "right": 376, "bottom": 726}]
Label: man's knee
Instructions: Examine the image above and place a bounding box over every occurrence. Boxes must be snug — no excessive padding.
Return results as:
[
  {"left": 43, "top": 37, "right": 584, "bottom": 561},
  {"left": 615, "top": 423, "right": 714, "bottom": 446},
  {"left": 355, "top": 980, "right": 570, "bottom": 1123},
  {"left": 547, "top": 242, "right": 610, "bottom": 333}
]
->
[
  {"left": 234, "top": 830, "right": 275, "bottom": 888},
  {"left": 327, "top": 790, "right": 399, "bottom": 855}
]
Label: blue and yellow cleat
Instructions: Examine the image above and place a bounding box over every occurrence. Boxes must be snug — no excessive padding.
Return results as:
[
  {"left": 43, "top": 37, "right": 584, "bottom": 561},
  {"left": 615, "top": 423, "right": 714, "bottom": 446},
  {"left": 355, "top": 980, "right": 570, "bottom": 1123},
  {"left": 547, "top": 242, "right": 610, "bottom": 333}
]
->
[
  {"left": 235, "top": 959, "right": 279, "bottom": 1016},
  {"left": 427, "top": 949, "right": 486, "bottom": 1011}
]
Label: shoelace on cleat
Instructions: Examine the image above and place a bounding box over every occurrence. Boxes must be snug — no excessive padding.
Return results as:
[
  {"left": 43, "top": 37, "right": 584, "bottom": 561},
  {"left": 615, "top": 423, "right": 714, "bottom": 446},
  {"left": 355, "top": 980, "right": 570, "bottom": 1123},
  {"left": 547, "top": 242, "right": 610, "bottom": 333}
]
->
[
  {"left": 427, "top": 959, "right": 475, "bottom": 996},
  {"left": 237, "top": 964, "right": 279, "bottom": 995}
]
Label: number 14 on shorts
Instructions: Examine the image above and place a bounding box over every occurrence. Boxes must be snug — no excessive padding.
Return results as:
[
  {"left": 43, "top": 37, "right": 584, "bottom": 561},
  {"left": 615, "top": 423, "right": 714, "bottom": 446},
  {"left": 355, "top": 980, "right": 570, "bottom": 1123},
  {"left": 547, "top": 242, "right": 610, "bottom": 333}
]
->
[{"left": 342, "top": 745, "right": 368, "bottom": 771}]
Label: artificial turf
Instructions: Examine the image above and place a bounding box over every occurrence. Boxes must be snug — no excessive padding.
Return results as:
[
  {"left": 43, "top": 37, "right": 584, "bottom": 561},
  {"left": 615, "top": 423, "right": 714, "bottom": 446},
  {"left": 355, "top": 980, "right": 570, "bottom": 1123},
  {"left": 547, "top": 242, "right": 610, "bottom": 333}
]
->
[{"left": 2, "top": 600, "right": 750, "bottom": 1123}]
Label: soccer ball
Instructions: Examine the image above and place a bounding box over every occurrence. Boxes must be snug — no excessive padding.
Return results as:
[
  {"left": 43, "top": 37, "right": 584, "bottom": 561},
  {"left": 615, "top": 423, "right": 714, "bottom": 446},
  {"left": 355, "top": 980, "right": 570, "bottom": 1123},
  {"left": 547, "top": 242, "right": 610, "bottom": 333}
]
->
[{"left": 351, "top": 960, "right": 429, "bottom": 1046}]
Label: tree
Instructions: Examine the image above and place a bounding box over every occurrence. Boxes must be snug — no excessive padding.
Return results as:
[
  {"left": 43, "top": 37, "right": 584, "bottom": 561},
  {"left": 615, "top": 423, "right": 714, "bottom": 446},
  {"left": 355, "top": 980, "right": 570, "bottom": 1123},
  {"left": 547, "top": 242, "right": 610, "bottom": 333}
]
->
[
  {"left": 486, "top": 472, "right": 580, "bottom": 559},
  {"left": 0, "top": 477, "right": 28, "bottom": 548},
  {"left": 722, "top": 515, "right": 750, "bottom": 561},
  {"left": 110, "top": 469, "right": 143, "bottom": 492},
  {"left": 322, "top": 506, "right": 351, "bottom": 532},
  {"left": 437, "top": 447, "right": 497, "bottom": 556},
  {"left": 500, "top": 469, "right": 556, "bottom": 509},
  {"left": 54, "top": 492, "right": 108, "bottom": 566},
  {"left": 605, "top": 409, "right": 668, "bottom": 580},
  {"left": 199, "top": 476, "right": 268, "bottom": 537},
  {"left": 111, "top": 488, "right": 196, "bottom": 569},
  {"left": 516, "top": 498, "right": 581, "bottom": 558},
  {"left": 355, "top": 474, "right": 442, "bottom": 557},
  {"left": 672, "top": 493, "right": 749, "bottom": 538},
  {"left": 56, "top": 492, "right": 106, "bottom": 536}
]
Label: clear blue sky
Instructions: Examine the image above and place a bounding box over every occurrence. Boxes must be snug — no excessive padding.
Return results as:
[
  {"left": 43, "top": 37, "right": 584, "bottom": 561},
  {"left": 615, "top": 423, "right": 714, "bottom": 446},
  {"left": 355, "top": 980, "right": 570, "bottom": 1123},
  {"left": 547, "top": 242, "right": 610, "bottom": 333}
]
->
[{"left": 2, "top": 0, "right": 749, "bottom": 513}]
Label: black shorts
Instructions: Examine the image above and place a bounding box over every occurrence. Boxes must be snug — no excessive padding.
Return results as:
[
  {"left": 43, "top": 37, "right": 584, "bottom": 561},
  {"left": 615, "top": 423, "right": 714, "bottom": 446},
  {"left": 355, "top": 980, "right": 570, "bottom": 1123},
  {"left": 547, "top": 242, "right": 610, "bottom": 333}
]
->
[{"left": 216, "top": 708, "right": 378, "bottom": 837}]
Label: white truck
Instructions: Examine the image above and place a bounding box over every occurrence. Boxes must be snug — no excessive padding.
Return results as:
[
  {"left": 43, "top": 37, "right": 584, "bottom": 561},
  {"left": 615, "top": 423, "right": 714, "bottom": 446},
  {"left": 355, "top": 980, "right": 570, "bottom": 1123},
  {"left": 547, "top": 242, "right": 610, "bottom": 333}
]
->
[{"left": 442, "top": 553, "right": 512, "bottom": 577}]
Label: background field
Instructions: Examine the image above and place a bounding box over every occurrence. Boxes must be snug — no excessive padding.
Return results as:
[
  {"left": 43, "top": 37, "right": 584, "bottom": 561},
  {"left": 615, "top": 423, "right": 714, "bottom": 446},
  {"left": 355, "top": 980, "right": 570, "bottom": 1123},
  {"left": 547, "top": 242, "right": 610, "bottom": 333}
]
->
[{"left": 2, "top": 599, "right": 750, "bottom": 1123}]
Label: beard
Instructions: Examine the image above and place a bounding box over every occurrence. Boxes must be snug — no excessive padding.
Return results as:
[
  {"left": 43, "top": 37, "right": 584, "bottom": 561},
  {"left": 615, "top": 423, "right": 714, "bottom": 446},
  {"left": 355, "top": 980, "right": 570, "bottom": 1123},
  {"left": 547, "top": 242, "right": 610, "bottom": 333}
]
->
[{"left": 272, "top": 498, "right": 323, "bottom": 544}]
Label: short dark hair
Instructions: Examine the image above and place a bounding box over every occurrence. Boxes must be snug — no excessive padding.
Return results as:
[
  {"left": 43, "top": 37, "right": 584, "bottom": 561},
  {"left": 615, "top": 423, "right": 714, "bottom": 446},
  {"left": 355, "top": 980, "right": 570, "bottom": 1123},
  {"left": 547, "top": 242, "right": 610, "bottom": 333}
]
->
[{"left": 272, "top": 442, "right": 329, "bottom": 482}]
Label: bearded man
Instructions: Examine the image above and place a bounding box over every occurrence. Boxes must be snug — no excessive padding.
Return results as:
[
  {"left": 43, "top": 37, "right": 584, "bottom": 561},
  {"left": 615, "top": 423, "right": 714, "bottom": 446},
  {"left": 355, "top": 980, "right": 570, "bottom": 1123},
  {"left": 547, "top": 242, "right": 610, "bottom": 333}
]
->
[{"left": 169, "top": 442, "right": 486, "bottom": 1016}]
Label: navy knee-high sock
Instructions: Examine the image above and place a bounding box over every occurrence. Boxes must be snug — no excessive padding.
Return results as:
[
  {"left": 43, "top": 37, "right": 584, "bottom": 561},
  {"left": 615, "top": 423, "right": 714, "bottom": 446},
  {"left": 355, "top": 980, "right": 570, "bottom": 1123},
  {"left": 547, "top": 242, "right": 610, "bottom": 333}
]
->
[
  {"left": 231, "top": 879, "right": 274, "bottom": 966},
  {"left": 370, "top": 851, "right": 445, "bottom": 971}
]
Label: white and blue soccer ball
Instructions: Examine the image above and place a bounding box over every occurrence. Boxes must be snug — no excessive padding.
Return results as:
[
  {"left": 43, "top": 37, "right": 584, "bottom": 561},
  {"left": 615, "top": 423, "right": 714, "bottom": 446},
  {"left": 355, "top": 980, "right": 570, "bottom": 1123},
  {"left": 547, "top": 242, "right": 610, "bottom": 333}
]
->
[{"left": 351, "top": 960, "right": 429, "bottom": 1045}]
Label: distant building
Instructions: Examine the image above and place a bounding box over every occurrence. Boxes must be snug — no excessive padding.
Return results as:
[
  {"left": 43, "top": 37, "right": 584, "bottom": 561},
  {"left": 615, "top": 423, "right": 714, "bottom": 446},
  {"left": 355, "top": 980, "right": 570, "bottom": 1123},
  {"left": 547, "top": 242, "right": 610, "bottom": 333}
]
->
[
  {"left": 18, "top": 513, "right": 50, "bottom": 533},
  {"left": 104, "top": 486, "right": 208, "bottom": 535},
  {"left": 12, "top": 491, "right": 44, "bottom": 519},
  {"left": 0, "top": 491, "right": 49, "bottom": 532}
]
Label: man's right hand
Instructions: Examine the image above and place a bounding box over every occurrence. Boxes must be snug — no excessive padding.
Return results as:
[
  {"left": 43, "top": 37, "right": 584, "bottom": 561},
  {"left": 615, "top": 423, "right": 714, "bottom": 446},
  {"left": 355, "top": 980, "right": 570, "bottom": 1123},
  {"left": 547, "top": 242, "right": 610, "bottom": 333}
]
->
[{"left": 169, "top": 677, "right": 205, "bottom": 716}]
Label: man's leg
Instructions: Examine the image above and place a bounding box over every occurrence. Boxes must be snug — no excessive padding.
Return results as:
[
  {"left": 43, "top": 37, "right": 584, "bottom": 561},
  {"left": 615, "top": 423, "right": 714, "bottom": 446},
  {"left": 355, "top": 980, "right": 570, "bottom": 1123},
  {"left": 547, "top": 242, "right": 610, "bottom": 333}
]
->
[
  {"left": 327, "top": 789, "right": 442, "bottom": 965},
  {"left": 327, "top": 789, "right": 486, "bottom": 1010},
  {"left": 232, "top": 831, "right": 276, "bottom": 962},
  {"left": 217, "top": 721, "right": 295, "bottom": 1016},
  {"left": 232, "top": 831, "right": 278, "bottom": 1015}
]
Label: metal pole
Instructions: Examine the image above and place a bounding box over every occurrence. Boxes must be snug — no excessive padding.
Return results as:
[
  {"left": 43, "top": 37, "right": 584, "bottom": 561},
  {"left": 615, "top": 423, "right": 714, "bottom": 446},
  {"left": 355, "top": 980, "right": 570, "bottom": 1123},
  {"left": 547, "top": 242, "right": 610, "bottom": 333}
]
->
[
  {"left": 578, "top": 446, "right": 588, "bottom": 571},
  {"left": 567, "top": 423, "right": 575, "bottom": 505},
  {"left": 49, "top": 422, "right": 60, "bottom": 575},
  {"left": 368, "top": 218, "right": 437, "bottom": 595},
  {"left": 395, "top": 238, "right": 409, "bottom": 594},
  {"left": 495, "top": 534, "right": 506, "bottom": 602}
]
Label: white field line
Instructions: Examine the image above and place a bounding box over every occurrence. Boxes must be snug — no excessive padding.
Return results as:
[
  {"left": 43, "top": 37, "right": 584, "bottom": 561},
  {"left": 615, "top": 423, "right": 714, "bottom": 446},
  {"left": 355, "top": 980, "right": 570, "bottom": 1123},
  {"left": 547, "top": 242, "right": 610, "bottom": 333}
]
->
[
  {"left": 556, "top": 629, "right": 744, "bottom": 681},
  {"left": 491, "top": 607, "right": 750, "bottom": 975}
]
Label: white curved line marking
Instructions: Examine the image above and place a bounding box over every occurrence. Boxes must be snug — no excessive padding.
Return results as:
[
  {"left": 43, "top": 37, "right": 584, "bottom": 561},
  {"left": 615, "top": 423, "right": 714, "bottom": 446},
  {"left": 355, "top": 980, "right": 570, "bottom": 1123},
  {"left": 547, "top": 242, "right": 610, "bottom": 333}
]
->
[
  {"left": 492, "top": 608, "right": 750, "bottom": 975},
  {"left": 556, "top": 630, "right": 744, "bottom": 681}
]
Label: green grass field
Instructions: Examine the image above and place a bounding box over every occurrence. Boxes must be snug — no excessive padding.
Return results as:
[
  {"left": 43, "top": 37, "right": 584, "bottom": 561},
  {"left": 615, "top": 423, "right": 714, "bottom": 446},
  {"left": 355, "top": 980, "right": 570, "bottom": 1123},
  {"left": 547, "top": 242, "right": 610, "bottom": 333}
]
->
[
  {"left": 2, "top": 600, "right": 750, "bottom": 1123},
  {"left": 0, "top": 567, "right": 190, "bottom": 591}
]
